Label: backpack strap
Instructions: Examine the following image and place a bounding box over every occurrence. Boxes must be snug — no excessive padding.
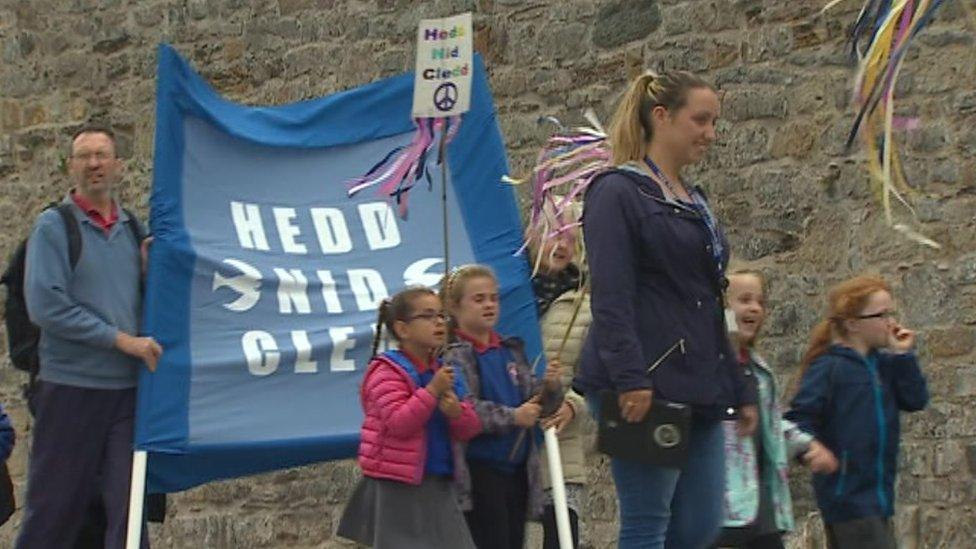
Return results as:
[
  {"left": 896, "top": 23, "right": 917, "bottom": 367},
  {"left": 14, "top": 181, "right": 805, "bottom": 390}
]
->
[
  {"left": 120, "top": 208, "right": 146, "bottom": 295},
  {"left": 54, "top": 204, "right": 82, "bottom": 271},
  {"left": 52, "top": 204, "right": 144, "bottom": 276},
  {"left": 121, "top": 207, "right": 145, "bottom": 244}
]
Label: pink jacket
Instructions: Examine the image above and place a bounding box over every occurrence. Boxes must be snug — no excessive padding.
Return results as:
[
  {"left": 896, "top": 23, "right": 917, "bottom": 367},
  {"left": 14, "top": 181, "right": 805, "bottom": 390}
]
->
[{"left": 358, "top": 354, "right": 481, "bottom": 485}]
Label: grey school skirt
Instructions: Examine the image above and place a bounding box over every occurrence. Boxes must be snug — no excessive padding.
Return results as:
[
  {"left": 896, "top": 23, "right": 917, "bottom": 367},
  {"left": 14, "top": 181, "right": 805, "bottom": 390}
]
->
[{"left": 337, "top": 475, "right": 475, "bottom": 549}]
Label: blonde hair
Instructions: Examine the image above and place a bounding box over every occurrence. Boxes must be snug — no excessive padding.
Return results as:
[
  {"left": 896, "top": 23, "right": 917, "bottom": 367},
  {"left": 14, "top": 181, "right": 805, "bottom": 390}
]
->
[
  {"left": 440, "top": 264, "right": 498, "bottom": 339},
  {"left": 726, "top": 268, "right": 767, "bottom": 348},
  {"left": 608, "top": 70, "right": 715, "bottom": 165},
  {"left": 727, "top": 268, "right": 766, "bottom": 292},
  {"left": 527, "top": 197, "right": 583, "bottom": 275}
]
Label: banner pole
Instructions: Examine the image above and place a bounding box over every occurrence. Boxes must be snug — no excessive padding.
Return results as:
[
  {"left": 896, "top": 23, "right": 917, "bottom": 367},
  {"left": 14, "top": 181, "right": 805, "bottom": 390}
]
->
[
  {"left": 544, "top": 427, "right": 573, "bottom": 549},
  {"left": 440, "top": 126, "right": 450, "bottom": 276},
  {"left": 125, "top": 450, "right": 148, "bottom": 549}
]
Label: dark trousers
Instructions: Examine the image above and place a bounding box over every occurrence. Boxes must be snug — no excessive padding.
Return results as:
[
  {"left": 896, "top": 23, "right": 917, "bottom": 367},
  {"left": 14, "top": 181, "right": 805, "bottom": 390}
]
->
[
  {"left": 714, "top": 530, "right": 785, "bottom": 549},
  {"left": 542, "top": 504, "right": 580, "bottom": 549},
  {"left": 464, "top": 462, "right": 529, "bottom": 549},
  {"left": 826, "top": 517, "right": 896, "bottom": 549},
  {"left": 16, "top": 382, "right": 149, "bottom": 549},
  {"left": 74, "top": 499, "right": 107, "bottom": 549}
]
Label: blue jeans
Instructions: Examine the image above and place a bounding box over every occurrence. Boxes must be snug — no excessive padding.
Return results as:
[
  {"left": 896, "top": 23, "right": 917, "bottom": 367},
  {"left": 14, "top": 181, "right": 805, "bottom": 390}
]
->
[{"left": 588, "top": 394, "right": 725, "bottom": 549}]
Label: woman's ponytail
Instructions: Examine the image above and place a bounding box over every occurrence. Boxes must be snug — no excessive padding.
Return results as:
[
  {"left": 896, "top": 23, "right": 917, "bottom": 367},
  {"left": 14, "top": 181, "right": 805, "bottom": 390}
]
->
[
  {"left": 608, "top": 72, "right": 658, "bottom": 165},
  {"left": 607, "top": 70, "right": 714, "bottom": 165}
]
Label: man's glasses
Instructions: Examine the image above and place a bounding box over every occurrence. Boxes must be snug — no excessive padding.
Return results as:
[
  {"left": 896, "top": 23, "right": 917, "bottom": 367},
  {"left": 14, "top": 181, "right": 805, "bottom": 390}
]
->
[
  {"left": 71, "top": 152, "right": 114, "bottom": 162},
  {"left": 855, "top": 310, "right": 897, "bottom": 321}
]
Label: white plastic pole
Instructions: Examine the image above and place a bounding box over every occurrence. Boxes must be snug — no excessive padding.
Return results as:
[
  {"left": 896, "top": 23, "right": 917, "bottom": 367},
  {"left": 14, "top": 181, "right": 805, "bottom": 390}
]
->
[
  {"left": 441, "top": 130, "right": 450, "bottom": 276},
  {"left": 125, "top": 450, "right": 148, "bottom": 549},
  {"left": 544, "top": 426, "right": 573, "bottom": 549}
]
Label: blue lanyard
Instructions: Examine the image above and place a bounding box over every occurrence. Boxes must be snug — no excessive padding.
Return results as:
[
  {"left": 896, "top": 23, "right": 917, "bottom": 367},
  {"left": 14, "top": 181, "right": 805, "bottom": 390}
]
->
[
  {"left": 643, "top": 157, "right": 686, "bottom": 201},
  {"left": 643, "top": 157, "right": 724, "bottom": 276}
]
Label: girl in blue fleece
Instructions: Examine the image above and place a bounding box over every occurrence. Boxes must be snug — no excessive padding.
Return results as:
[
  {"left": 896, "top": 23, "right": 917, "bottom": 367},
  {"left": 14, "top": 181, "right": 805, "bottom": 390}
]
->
[
  {"left": 786, "top": 275, "right": 928, "bottom": 549},
  {"left": 441, "top": 265, "right": 563, "bottom": 549}
]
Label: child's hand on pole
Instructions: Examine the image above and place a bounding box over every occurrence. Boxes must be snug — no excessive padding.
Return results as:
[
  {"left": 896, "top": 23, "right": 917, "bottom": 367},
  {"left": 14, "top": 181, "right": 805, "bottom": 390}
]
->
[
  {"left": 439, "top": 390, "right": 462, "bottom": 419},
  {"left": 540, "top": 400, "right": 575, "bottom": 433},
  {"left": 514, "top": 395, "right": 542, "bottom": 427},
  {"left": 426, "top": 365, "right": 454, "bottom": 397}
]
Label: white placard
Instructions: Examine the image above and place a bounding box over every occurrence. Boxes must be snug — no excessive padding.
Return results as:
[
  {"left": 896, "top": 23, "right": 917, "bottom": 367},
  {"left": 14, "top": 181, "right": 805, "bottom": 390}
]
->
[{"left": 412, "top": 12, "right": 473, "bottom": 118}]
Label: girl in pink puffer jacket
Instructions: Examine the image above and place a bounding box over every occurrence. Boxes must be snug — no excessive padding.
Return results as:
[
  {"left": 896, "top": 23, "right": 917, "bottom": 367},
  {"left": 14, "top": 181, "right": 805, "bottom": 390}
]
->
[{"left": 337, "top": 286, "right": 481, "bottom": 549}]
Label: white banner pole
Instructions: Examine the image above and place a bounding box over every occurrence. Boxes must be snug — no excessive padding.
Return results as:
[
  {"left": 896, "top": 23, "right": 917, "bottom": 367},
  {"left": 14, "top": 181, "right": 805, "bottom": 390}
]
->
[
  {"left": 125, "top": 450, "right": 148, "bottom": 549},
  {"left": 544, "top": 426, "right": 573, "bottom": 549}
]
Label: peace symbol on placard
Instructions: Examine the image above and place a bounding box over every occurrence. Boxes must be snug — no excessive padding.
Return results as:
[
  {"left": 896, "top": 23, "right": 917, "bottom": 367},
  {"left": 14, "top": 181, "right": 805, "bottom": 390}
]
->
[{"left": 434, "top": 82, "right": 458, "bottom": 112}]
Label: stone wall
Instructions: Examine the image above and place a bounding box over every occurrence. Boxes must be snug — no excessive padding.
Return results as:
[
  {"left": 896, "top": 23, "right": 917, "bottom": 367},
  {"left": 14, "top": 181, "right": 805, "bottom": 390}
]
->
[{"left": 1, "top": 0, "right": 974, "bottom": 547}]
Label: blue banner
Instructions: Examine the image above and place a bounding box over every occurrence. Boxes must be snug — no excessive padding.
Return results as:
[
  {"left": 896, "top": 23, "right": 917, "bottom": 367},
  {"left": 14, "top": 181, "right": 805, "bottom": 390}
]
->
[{"left": 136, "top": 44, "right": 542, "bottom": 493}]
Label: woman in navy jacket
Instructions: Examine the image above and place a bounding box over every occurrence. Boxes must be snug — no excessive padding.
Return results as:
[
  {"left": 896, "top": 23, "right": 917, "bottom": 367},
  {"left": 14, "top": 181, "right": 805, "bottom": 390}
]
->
[
  {"left": 575, "top": 70, "right": 758, "bottom": 548},
  {"left": 786, "top": 275, "right": 927, "bottom": 549}
]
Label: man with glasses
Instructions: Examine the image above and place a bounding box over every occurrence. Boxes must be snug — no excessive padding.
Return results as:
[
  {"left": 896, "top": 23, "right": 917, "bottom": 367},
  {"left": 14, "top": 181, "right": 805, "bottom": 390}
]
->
[{"left": 17, "top": 125, "right": 160, "bottom": 548}]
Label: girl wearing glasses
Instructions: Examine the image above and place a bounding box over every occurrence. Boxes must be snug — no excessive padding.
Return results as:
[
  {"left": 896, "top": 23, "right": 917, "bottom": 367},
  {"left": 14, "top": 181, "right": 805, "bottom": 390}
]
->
[
  {"left": 441, "top": 264, "right": 564, "bottom": 549},
  {"left": 786, "top": 275, "right": 929, "bottom": 549},
  {"left": 337, "top": 286, "right": 481, "bottom": 549}
]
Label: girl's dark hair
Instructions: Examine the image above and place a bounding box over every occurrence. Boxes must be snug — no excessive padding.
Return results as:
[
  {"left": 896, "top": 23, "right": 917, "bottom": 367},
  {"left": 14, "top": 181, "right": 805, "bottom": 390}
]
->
[{"left": 371, "top": 286, "right": 438, "bottom": 356}]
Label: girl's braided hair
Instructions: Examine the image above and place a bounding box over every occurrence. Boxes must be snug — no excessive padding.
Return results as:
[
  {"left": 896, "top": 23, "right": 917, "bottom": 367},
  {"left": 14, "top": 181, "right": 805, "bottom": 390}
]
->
[{"left": 370, "top": 286, "right": 439, "bottom": 356}]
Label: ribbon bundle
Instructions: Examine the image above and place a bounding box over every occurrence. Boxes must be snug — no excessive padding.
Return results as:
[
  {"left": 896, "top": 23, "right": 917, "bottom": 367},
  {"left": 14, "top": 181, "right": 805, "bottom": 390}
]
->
[
  {"left": 504, "top": 110, "right": 612, "bottom": 273},
  {"left": 824, "top": 0, "right": 947, "bottom": 248},
  {"left": 346, "top": 116, "right": 461, "bottom": 218}
]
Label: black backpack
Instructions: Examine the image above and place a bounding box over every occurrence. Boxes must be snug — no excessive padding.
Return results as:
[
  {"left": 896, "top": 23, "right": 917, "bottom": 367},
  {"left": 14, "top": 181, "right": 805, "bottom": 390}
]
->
[{"left": 1, "top": 203, "right": 142, "bottom": 384}]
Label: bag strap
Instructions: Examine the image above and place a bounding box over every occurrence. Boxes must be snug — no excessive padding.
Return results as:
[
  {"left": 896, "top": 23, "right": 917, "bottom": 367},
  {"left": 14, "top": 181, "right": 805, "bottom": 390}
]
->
[
  {"left": 121, "top": 207, "right": 145, "bottom": 244},
  {"left": 54, "top": 204, "right": 82, "bottom": 271},
  {"left": 52, "top": 205, "right": 143, "bottom": 269},
  {"left": 120, "top": 207, "right": 147, "bottom": 294}
]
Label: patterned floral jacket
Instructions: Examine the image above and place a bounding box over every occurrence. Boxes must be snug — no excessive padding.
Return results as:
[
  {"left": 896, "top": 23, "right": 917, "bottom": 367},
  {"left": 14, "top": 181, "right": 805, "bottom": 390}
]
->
[{"left": 722, "top": 351, "right": 813, "bottom": 530}]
